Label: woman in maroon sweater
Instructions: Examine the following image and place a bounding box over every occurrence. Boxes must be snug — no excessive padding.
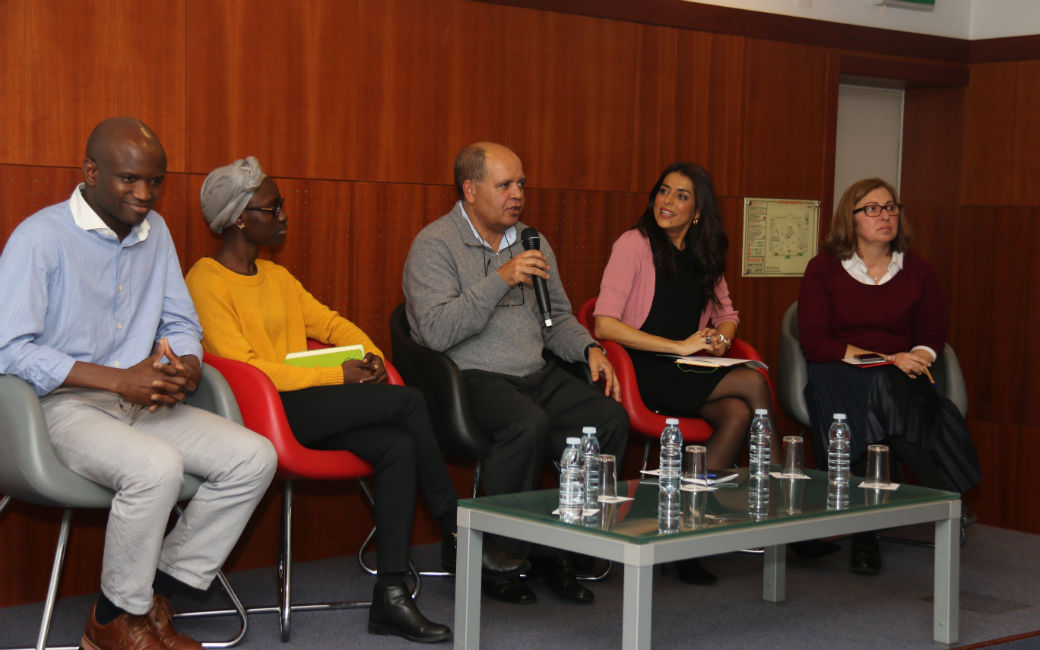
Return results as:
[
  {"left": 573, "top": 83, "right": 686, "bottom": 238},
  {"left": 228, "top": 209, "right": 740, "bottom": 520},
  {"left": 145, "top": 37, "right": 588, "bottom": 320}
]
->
[{"left": 798, "top": 178, "right": 980, "bottom": 575}]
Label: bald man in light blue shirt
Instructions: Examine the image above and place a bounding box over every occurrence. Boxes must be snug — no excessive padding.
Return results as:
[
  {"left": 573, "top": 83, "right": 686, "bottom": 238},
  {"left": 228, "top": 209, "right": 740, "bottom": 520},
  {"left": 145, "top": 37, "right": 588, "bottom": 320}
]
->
[{"left": 0, "top": 117, "right": 276, "bottom": 650}]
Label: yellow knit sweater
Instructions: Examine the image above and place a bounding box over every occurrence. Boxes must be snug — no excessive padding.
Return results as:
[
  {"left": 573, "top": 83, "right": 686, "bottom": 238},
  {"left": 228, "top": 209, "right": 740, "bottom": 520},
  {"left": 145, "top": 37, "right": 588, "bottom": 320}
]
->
[{"left": 185, "top": 257, "right": 382, "bottom": 392}]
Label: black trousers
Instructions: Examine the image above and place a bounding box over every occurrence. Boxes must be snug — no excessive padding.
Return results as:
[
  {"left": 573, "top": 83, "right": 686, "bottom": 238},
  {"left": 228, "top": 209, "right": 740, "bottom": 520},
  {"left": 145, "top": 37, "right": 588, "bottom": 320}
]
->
[
  {"left": 462, "top": 362, "right": 630, "bottom": 496},
  {"left": 280, "top": 383, "right": 458, "bottom": 575}
]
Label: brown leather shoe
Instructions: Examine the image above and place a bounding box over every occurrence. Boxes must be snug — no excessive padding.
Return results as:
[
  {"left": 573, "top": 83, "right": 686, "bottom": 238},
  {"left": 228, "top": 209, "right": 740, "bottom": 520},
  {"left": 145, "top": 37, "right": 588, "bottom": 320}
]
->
[
  {"left": 147, "top": 594, "right": 203, "bottom": 650},
  {"left": 81, "top": 604, "right": 165, "bottom": 650}
]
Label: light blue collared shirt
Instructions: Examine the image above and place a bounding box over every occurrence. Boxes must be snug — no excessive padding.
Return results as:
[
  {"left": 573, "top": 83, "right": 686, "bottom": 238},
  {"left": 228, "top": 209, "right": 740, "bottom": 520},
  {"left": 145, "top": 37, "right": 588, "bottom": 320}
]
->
[
  {"left": 457, "top": 200, "right": 517, "bottom": 252},
  {"left": 0, "top": 185, "right": 203, "bottom": 395}
]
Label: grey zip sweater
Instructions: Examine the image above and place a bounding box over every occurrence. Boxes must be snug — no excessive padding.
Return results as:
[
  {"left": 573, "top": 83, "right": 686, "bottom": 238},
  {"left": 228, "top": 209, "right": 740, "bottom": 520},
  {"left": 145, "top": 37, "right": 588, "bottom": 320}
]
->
[{"left": 402, "top": 202, "right": 594, "bottom": 377}]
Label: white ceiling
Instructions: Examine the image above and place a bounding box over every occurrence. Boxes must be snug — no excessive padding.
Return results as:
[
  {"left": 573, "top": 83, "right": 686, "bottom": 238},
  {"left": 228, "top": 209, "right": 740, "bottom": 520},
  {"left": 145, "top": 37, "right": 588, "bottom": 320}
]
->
[{"left": 686, "top": 0, "right": 1040, "bottom": 39}]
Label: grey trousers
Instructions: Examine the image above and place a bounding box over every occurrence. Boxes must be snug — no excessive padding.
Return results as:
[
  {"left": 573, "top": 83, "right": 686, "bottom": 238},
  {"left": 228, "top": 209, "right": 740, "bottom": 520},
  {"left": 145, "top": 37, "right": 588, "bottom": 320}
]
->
[{"left": 41, "top": 388, "right": 277, "bottom": 615}]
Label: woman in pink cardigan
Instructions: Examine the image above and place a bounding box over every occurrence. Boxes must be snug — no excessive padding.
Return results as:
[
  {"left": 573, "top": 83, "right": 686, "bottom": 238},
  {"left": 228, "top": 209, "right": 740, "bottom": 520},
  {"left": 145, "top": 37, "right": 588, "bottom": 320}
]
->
[{"left": 593, "top": 163, "right": 776, "bottom": 584}]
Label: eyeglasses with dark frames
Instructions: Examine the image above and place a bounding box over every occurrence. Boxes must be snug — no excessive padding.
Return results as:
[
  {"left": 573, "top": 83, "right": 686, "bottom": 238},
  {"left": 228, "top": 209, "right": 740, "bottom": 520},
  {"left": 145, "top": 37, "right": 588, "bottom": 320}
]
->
[
  {"left": 243, "top": 197, "right": 285, "bottom": 219},
  {"left": 853, "top": 202, "right": 902, "bottom": 218}
]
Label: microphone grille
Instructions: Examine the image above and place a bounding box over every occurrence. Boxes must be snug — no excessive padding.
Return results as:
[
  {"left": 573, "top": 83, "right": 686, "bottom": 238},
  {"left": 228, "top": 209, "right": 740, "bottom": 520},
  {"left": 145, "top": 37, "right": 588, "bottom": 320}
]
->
[{"left": 520, "top": 227, "right": 540, "bottom": 250}]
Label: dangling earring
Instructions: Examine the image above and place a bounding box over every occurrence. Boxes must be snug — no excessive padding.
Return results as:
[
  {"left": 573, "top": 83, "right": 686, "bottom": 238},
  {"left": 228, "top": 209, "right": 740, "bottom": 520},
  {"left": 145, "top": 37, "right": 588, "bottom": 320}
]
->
[{"left": 236, "top": 221, "right": 245, "bottom": 231}]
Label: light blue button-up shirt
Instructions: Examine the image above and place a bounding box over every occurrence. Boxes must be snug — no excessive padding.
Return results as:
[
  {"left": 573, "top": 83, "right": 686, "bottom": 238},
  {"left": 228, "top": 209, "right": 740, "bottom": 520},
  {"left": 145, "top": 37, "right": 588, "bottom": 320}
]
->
[{"left": 0, "top": 186, "right": 203, "bottom": 395}]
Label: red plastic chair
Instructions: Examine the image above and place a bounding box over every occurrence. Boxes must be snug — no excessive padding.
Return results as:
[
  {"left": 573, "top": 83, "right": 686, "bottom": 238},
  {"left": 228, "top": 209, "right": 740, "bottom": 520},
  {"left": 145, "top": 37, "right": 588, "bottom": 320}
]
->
[
  {"left": 203, "top": 345, "right": 406, "bottom": 642},
  {"left": 577, "top": 297, "right": 773, "bottom": 469}
]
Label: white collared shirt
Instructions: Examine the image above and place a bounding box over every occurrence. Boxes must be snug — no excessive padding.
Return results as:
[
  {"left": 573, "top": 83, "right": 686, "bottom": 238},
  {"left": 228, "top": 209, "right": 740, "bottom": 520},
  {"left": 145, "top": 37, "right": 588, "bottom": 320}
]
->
[
  {"left": 457, "top": 201, "right": 516, "bottom": 252},
  {"left": 70, "top": 183, "right": 151, "bottom": 241},
  {"left": 841, "top": 250, "right": 903, "bottom": 286}
]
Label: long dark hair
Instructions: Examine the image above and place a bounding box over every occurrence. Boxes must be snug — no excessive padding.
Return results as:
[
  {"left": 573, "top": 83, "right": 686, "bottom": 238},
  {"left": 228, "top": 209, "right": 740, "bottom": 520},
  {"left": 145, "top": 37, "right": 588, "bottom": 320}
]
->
[{"left": 634, "top": 163, "right": 728, "bottom": 307}]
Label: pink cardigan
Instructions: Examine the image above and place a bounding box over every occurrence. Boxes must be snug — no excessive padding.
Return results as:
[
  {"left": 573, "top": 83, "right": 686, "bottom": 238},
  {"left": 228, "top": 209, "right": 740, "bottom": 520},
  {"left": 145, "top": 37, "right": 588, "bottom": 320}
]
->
[{"left": 594, "top": 229, "right": 739, "bottom": 330}]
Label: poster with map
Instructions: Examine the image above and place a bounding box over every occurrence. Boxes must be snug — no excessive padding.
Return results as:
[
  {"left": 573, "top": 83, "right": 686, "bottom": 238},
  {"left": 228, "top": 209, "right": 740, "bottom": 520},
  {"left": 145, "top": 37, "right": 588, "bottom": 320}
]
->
[{"left": 741, "top": 197, "right": 820, "bottom": 277}]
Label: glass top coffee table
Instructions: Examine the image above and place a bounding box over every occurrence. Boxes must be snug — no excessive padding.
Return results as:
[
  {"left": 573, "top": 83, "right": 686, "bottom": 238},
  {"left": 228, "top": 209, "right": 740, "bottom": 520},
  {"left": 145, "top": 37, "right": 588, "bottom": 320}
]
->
[{"left": 454, "top": 468, "right": 960, "bottom": 649}]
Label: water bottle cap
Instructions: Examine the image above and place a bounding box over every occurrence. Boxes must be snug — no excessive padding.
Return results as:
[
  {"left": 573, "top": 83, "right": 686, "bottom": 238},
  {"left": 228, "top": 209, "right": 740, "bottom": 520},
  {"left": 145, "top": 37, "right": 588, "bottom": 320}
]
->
[
  {"left": 566, "top": 437, "right": 581, "bottom": 445},
  {"left": 833, "top": 413, "right": 847, "bottom": 420},
  {"left": 754, "top": 408, "right": 768, "bottom": 415},
  {"left": 582, "top": 426, "right": 597, "bottom": 434},
  {"left": 665, "top": 418, "right": 679, "bottom": 425}
]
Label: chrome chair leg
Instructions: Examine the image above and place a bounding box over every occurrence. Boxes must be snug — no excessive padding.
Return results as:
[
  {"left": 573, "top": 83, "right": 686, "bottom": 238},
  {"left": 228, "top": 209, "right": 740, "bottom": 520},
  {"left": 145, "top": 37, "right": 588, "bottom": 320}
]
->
[
  {"left": 471, "top": 461, "right": 483, "bottom": 499},
  {"left": 355, "top": 479, "right": 443, "bottom": 584},
  {"left": 279, "top": 480, "right": 294, "bottom": 641},
  {"left": 169, "top": 504, "right": 249, "bottom": 649},
  {"left": 3, "top": 504, "right": 250, "bottom": 650},
  {"left": 35, "top": 508, "right": 73, "bottom": 650}
]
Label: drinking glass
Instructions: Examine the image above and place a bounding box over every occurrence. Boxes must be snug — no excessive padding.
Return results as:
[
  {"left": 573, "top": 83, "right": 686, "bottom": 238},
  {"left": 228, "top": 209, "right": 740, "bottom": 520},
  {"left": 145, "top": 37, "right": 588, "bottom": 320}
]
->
[{"left": 782, "top": 435, "right": 804, "bottom": 477}]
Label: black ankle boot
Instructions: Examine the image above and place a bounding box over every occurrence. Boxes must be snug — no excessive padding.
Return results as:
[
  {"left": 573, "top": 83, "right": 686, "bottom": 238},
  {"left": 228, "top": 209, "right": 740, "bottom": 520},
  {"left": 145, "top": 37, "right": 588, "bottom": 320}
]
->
[{"left": 368, "top": 583, "right": 451, "bottom": 643}]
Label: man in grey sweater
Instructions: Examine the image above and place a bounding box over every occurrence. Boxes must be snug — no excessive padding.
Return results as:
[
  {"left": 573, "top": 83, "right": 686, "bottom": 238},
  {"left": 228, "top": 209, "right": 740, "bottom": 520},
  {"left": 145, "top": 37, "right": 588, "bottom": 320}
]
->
[{"left": 403, "top": 142, "right": 629, "bottom": 606}]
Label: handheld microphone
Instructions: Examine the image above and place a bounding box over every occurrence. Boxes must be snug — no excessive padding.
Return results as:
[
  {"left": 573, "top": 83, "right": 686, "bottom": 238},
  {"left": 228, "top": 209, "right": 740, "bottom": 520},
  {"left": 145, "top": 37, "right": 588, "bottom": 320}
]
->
[{"left": 519, "top": 227, "right": 553, "bottom": 327}]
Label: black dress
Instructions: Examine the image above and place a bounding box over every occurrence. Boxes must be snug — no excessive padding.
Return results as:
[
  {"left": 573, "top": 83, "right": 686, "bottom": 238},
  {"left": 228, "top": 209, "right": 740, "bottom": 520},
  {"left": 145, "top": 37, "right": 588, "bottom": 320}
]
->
[{"left": 627, "top": 245, "right": 735, "bottom": 416}]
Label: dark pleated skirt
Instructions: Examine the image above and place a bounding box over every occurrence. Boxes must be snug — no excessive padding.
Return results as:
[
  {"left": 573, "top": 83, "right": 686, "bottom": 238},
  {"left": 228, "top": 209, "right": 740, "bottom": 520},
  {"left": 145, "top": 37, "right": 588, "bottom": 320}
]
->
[{"left": 805, "top": 360, "right": 981, "bottom": 493}]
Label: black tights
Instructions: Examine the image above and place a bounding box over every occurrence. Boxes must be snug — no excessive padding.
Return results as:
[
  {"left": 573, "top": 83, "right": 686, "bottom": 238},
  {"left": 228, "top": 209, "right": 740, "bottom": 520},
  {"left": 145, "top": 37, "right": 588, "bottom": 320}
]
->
[{"left": 696, "top": 367, "right": 773, "bottom": 468}]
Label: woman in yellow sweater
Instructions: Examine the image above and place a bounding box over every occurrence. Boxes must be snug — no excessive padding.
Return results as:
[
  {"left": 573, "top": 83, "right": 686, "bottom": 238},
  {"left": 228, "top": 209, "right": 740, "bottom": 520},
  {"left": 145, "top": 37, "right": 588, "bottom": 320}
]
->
[{"left": 186, "top": 157, "right": 454, "bottom": 644}]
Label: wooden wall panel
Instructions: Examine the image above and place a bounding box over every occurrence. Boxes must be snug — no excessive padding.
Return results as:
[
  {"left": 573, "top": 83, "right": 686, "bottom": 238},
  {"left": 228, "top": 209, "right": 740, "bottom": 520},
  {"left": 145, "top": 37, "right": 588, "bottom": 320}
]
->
[
  {"left": 0, "top": 165, "right": 82, "bottom": 242},
  {"left": 0, "top": 0, "right": 186, "bottom": 170},
  {"left": 949, "top": 206, "right": 1040, "bottom": 428},
  {"left": 629, "top": 26, "right": 746, "bottom": 196},
  {"left": 741, "top": 39, "right": 829, "bottom": 200},
  {"left": 900, "top": 85, "right": 965, "bottom": 335},
  {"left": 356, "top": 0, "right": 637, "bottom": 191},
  {"left": 961, "top": 62, "right": 1025, "bottom": 206},
  {"left": 966, "top": 421, "right": 1040, "bottom": 534},
  {"left": 184, "top": 0, "right": 360, "bottom": 179},
  {"left": 522, "top": 189, "right": 646, "bottom": 308},
  {"left": 349, "top": 183, "right": 459, "bottom": 354}
]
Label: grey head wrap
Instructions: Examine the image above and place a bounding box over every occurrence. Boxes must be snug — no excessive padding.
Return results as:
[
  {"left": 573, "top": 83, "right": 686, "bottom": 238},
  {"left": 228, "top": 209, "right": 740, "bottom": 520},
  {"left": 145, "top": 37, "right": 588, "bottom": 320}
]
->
[{"left": 200, "top": 156, "right": 267, "bottom": 234}]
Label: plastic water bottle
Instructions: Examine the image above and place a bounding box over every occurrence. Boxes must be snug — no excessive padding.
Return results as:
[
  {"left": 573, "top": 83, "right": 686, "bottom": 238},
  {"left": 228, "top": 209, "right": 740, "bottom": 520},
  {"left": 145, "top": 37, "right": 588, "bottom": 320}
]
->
[
  {"left": 558, "top": 437, "right": 584, "bottom": 523},
  {"left": 827, "top": 413, "right": 851, "bottom": 485},
  {"left": 658, "top": 418, "right": 683, "bottom": 494},
  {"left": 749, "top": 408, "right": 773, "bottom": 477},
  {"left": 658, "top": 488, "right": 680, "bottom": 533},
  {"left": 748, "top": 474, "right": 770, "bottom": 520},
  {"left": 827, "top": 478, "right": 850, "bottom": 511},
  {"left": 580, "top": 427, "right": 601, "bottom": 513}
]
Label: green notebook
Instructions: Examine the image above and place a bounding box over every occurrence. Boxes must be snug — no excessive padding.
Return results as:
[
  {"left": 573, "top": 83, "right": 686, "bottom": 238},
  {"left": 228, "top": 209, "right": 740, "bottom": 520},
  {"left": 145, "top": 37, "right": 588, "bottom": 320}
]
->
[{"left": 284, "top": 344, "right": 365, "bottom": 368}]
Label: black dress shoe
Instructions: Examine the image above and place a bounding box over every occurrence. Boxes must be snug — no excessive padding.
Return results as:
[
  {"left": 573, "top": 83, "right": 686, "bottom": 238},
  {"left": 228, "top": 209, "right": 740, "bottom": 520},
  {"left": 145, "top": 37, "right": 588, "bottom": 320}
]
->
[
  {"left": 850, "top": 532, "right": 882, "bottom": 576},
  {"left": 481, "top": 537, "right": 530, "bottom": 575},
  {"left": 529, "top": 554, "right": 594, "bottom": 604},
  {"left": 791, "top": 539, "right": 842, "bottom": 560},
  {"left": 675, "top": 558, "right": 717, "bottom": 586},
  {"left": 368, "top": 583, "right": 452, "bottom": 643},
  {"left": 483, "top": 575, "right": 537, "bottom": 605}
]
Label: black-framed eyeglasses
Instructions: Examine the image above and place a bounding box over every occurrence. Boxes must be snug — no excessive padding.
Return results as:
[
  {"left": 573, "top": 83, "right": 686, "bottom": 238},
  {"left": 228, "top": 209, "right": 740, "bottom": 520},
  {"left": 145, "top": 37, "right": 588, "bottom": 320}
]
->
[
  {"left": 243, "top": 197, "right": 285, "bottom": 219},
  {"left": 853, "top": 202, "right": 902, "bottom": 218}
]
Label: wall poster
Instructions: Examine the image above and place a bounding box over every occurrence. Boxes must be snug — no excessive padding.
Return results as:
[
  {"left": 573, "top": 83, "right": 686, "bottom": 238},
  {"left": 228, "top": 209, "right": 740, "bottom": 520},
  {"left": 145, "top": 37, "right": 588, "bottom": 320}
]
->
[{"left": 741, "top": 197, "right": 820, "bottom": 277}]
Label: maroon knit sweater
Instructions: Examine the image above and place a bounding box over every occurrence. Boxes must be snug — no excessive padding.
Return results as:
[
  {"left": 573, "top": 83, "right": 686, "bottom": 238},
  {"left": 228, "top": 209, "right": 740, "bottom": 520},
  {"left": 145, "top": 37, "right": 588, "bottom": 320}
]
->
[{"left": 797, "top": 251, "right": 945, "bottom": 363}]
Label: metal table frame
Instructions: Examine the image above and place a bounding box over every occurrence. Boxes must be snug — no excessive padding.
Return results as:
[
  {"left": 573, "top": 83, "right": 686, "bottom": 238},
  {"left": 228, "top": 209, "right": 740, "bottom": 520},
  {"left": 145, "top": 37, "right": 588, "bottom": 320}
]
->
[{"left": 455, "top": 491, "right": 959, "bottom": 649}]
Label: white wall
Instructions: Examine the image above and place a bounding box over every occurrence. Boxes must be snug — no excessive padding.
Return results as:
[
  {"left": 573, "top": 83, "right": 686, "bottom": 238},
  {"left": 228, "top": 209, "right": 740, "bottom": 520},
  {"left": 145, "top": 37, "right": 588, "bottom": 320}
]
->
[
  {"left": 968, "top": 0, "right": 1040, "bottom": 39},
  {"left": 685, "top": 0, "right": 1040, "bottom": 40}
]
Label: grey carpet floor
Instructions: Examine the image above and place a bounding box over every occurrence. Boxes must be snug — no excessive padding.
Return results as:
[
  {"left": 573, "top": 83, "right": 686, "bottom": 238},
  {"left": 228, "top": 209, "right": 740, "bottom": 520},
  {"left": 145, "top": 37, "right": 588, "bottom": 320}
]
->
[{"left": 2, "top": 523, "right": 1038, "bottom": 649}]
